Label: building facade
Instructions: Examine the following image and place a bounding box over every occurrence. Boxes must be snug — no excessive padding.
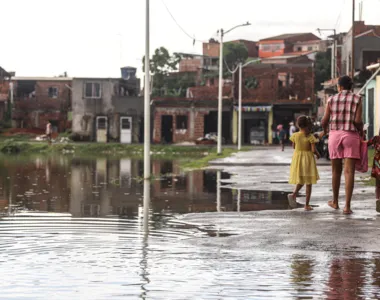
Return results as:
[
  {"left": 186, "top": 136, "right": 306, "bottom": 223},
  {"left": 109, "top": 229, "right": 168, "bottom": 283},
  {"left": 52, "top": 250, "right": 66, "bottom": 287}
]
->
[
  {"left": 11, "top": 77, "right": 72, "bottom": 132},
  {"left": 71, "top": 76, "right": 143, "bottom": 143}
]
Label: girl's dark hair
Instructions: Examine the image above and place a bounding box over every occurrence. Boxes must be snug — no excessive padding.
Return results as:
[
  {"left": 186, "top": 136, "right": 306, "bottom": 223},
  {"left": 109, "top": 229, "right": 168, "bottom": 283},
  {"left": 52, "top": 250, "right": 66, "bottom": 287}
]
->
[
  {"left": 338, "top": 75, "right": 353, "bottom": 90},
  {"left": 297, "top": 115, "right": 312, "bottom": 130}
]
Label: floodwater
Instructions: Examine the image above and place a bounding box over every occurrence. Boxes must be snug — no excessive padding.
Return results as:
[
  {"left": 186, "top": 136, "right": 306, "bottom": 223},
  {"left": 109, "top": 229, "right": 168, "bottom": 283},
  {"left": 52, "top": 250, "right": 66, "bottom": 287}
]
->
[{"left": 1, "top": 155, "right": 380, "bottom": 299}]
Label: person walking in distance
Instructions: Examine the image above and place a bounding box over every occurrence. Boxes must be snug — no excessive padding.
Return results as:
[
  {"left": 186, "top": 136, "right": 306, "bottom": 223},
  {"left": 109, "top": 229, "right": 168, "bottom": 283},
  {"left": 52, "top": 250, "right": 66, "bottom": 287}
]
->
[
  {"left": 320, "top": 76, "right": 363, "bottom": 215},
  {"left": 46, "top": 122, "right": 52, "bottom": 145},
  {"left": 278, "top": 125, "right": 287, "bottom": 151},
  {"left": 289, "top": 122, "right": 296, "bottom": 138},
  {"left": 288, "top": 116, "right": 320, "bottom": 211}
]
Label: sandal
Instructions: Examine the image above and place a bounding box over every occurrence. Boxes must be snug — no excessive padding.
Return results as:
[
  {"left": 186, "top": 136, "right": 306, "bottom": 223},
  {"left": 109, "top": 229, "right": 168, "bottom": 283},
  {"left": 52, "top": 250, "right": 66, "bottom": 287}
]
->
[{"left": 287, "top": 194, "right": 297, "bottom": 209}]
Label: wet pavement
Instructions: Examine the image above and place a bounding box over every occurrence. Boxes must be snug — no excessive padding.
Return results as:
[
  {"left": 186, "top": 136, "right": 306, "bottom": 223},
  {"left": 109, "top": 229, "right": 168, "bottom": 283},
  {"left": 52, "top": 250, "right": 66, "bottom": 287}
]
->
[{"left": 0, "top": 150, "right": 379, "bottom": 299}]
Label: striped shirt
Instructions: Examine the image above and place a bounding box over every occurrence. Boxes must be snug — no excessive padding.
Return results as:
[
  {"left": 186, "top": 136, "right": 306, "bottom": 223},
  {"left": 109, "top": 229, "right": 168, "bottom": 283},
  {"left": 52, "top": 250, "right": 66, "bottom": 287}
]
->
[{"left": 327, "top": 90, "right": 361, "bottom": 132}]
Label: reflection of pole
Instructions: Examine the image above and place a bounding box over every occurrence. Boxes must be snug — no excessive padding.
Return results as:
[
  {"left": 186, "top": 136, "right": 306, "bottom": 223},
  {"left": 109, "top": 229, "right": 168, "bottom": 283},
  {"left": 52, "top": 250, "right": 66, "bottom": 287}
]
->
[
  {"left": 140, "top": 180, "right": 150, "bottom": 299},
  {"left": 143, "top": 179, "right": 150, "bottom": 234},
  {"left": 8, "top": 188, "right": 12, "bottom": 215},
  {"left": 237, "top": 189, "right": 241, "bottom": 213},
  {"left": 216, "top": 171, "right": 221, "bottom": 212}
]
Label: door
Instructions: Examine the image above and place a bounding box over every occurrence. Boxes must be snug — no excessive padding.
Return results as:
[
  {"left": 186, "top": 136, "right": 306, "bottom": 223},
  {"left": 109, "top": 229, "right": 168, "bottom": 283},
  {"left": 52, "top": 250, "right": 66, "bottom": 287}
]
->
[
  {"left": 96, "top": 116, "right": 108, "bottom": 143},
  {"left": 161, "top": 116, "right": 173, "bottom": 143},
  {"left": 120, "top": 117, "right": 132, "bottom": 144},
  {"left": 368, "top": 88, "right": 375, "bottom": 139}
]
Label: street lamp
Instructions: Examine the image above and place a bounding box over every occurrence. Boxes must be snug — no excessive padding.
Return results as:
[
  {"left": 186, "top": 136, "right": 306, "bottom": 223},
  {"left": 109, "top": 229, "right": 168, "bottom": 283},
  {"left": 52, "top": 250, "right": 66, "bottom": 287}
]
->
[
  {"left": 238, "top": 59, "right": 261, "bottom": 151},
  {"left": 317, "top": 28, "right": 337, "bottom": 79},
  {"left": 217, "top": 22, "right": 251, "bottom": 155}
]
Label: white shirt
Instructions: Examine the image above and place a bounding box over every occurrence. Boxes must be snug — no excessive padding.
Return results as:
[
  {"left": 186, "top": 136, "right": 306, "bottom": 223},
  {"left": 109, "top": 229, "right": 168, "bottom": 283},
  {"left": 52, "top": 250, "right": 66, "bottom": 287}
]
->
[{"left": 289, "top": 125, "right": 296, "bottom": 137}]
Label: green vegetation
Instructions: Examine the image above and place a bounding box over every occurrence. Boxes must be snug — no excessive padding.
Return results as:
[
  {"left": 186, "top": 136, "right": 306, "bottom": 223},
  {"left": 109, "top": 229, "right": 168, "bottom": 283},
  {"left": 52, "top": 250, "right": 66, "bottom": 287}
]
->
[
  {"left": 180, "top": 147, "right": 251, "bottom": 170},
  {"left": 0, "top": 139, "right": 252, "bottom": 170}
]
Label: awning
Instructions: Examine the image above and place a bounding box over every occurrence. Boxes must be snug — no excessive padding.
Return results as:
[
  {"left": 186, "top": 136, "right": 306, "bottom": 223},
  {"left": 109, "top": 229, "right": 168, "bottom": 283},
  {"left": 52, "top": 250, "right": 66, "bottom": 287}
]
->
[{"left": 234, "top": 105, "right": 272, "bottom": 112}]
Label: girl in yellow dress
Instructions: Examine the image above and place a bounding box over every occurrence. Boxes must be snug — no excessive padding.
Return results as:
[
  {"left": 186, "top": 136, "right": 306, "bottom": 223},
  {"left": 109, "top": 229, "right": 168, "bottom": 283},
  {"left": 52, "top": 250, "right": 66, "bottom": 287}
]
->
[{"left": 288, "top": 116, "right": 320, "bottom": 211}]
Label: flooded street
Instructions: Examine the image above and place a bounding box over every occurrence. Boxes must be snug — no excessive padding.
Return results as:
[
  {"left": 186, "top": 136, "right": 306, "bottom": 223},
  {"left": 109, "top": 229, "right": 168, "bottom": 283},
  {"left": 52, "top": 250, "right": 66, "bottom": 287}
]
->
[{"left": 1, "top": 154, "right": 380, "bottom": 299}]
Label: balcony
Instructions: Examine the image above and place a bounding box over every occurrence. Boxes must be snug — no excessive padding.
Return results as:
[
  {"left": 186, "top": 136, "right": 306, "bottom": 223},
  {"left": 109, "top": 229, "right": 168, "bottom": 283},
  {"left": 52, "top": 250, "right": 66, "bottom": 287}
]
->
[{"left": 13, "top": 96, "right": 70, "bottom": 111}]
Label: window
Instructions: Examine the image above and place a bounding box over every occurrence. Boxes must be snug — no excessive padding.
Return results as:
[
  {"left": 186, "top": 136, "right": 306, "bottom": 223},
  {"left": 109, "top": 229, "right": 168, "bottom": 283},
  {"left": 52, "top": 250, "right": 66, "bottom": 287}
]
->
[
  {"left": 297, "top": 47, "right": 302, "bottom": 52},
  {"left": 84, "top": 82, "right": 101, "bottom": 98},
  {"left": 121, "top": 118, "right": 131, "bottom": 130},
  {"left": 48, "top": 87, "right": 58, "bottom": 98},
  {"left": 307, "top": 46, "right": 313, "bottom": 51},
  {"left": 176, "top": 115, "right": 188, "bottom": 130},
  {"left": 97, "top": 117, "right": 107, "bottom": 129}
]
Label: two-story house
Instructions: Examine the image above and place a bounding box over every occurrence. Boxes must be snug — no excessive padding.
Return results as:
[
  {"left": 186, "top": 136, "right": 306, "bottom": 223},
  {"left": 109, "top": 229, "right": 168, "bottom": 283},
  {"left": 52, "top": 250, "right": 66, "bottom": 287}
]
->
[
  {"left": 258, "top": 33, "right": 321, "bottom": 58},
  {"left": 11, "top": 77, "right": 72, "bottom": 132},
  {"left": 71, "top": 67, "right": 143, "bottom": 143}
]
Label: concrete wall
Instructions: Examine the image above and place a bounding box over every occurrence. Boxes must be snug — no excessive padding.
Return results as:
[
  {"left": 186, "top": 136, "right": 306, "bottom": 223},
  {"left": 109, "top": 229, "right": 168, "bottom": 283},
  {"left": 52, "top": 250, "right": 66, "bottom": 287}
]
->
[
  {"left": 376, "top": 76, "right": 380, "bottom": 136},
  {"left": 72, "top": 78, "right": 143, "bottom": 142}
]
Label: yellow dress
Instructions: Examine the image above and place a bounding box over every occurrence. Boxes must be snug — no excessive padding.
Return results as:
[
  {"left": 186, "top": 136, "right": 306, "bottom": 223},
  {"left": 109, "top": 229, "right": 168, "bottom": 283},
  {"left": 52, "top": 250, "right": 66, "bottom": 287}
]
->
[{"left": 289, "top": 132, "right": 320, "bottom": 185}]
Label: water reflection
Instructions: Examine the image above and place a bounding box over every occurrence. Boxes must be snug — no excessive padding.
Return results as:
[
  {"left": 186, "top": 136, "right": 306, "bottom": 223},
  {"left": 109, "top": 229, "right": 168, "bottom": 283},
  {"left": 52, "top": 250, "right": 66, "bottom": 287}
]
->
[
  {"left": 290, "top": 255, "right": 316, "bottom": 299},
  {"left": 0, "top": 156, "right": 296, "bottom": 217}
]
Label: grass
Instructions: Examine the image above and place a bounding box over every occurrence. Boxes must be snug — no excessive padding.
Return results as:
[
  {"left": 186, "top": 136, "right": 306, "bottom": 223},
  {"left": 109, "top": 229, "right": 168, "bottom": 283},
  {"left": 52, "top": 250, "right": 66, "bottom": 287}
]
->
[
  {"left": 180, "top": 148, "right": 240, "bottom": 170},
  {"left": 0, "top": 139, "right": 253, "bottom": 170}
]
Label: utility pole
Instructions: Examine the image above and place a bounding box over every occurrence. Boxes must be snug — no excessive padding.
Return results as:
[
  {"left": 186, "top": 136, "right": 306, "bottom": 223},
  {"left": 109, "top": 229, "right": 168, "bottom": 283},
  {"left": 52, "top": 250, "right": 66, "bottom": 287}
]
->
[
  {"left": 144, "top": 0, "right": 151, "bottom": 180},
  {"left": 217, "top": 29, "right": 224, "bottom": 155},
  {"left": 352, "top": 0, "right": 355, "bottom": 82}
]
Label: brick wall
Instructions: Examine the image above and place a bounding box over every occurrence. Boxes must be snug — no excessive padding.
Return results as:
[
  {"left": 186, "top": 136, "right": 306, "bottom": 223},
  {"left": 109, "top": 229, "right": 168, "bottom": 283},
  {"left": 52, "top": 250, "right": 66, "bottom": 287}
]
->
[
  {"left": 153, "top": 109, "right": 207, "bottom": 143},
  {"left": 179, "top": 58, "right": 202, "bottom": 72},
  {"left": 203, "top": 42, "right": 220, "bottom": 57},
  {"left": 236, "top": 64, "right": 314, "bottom": 103}
]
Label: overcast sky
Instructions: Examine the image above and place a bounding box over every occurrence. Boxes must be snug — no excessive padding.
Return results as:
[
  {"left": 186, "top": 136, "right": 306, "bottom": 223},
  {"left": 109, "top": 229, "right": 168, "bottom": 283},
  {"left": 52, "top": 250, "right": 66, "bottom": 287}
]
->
[{"left": 1, "top": 0, "right": 379, "bottom": 78}]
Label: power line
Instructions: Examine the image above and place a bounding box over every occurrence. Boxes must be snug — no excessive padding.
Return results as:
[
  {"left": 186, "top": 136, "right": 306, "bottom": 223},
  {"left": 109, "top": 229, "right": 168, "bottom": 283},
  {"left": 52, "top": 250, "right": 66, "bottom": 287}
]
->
[
  {"left": 160, "top": 0, "right": 207, "bottom": 45},
  {"left": 334, "top": 0, "right": 347, "bottom": 30}
]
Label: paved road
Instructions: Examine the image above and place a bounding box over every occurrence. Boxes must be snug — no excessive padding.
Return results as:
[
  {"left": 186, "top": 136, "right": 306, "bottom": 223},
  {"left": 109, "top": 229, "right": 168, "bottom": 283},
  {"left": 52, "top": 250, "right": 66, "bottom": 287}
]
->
[{"left": 181, "top": 148, "right": 378, "bottom": 254}]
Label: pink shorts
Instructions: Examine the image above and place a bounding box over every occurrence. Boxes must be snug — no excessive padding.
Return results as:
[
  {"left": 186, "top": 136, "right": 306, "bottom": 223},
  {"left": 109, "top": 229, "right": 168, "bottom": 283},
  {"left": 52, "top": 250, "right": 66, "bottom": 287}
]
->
[{"left": 328, "top": 130, "right": 360, "bottom": 160}]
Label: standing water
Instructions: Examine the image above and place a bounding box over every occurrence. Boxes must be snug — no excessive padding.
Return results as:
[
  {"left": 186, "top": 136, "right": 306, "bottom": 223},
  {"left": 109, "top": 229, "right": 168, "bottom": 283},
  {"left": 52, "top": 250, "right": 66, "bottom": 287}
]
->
[{"left": 0, "top": 155, "right": 380, "bottom": 299}]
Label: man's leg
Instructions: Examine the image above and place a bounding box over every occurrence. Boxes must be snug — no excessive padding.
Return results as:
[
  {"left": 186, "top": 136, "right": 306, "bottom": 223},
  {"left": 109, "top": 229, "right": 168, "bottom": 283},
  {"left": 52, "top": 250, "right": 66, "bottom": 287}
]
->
[
  {"left": 343, "top": 158, "right": 356, "bottom": 214},
  {"left": 329, "top": 159, "right": 343, "bottom": 209}
]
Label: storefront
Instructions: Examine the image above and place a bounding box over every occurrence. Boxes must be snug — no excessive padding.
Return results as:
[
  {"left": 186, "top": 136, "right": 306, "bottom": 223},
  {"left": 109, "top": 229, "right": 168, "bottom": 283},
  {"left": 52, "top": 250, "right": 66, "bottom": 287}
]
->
[{"left": 232, "top": 105, "right": 273, "bottom": 145}]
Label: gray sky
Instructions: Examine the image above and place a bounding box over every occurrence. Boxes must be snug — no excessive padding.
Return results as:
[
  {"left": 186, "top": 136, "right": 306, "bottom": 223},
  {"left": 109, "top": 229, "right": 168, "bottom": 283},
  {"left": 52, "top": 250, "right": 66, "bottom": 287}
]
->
[{"left": 1, "top": 0, "right": 379, "bottom": 78}]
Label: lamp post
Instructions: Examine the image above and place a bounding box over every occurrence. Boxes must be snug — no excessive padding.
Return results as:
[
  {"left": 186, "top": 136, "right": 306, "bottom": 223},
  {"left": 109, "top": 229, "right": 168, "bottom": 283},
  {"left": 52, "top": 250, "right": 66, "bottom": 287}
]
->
[
  {"left": 217, "top": 22, "right": 251, "bottom": 155},
  {"left": 237, "top": 59, "right": 261, "bottom": 151},
  {"left": 317, "top": 28, "right": 337, "bottom": 79}
]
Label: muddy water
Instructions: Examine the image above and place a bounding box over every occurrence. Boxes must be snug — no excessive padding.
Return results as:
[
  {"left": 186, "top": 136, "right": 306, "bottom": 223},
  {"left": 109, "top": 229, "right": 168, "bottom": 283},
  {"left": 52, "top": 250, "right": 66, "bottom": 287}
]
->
[{"left": 1, "top": 156, "right": 380, "bottom": 299}]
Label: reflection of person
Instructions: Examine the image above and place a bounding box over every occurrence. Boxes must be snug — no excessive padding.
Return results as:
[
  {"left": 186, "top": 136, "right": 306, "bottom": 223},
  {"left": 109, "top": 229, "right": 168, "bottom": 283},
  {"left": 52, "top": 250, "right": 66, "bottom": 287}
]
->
[
  {"left": 46, "top": 122, "right": 52, "bottom": 145},
  {"left": 290, "top": 256, "right": 314, "bottom": 294},
  {"left": 367, "top": 129, "right": 380, "bottom": 212},
  {"left": 321, "top": 76, "right": 363, "bottom": 215},
  {"left": 288, "top": 116, "right": 320, "bottom": 211},
  {"left": 325, "top": 258, "right": 366, "bottom": 299}
]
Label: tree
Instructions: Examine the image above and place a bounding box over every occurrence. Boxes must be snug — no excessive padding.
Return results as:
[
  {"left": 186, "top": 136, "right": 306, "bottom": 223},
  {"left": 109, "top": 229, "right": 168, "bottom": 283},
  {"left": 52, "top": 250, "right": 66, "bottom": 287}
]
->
[
  {"left": 223, "top": 42, "right": 249, "bottom": 73},
  {"left": 142, "top": 47, "right": 195, "bottom": 97},
  {"left": 223, "top": 42, "right": 249, "bottom": 99},
  {"left": 314, "top": 50, "right": 332, "bottom": 91}
]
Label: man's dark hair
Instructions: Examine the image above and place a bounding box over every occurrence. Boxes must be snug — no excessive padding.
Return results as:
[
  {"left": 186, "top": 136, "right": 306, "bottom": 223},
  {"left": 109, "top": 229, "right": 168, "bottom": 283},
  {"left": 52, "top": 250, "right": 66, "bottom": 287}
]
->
[{"left": 338, "top": 75, "right": 353, "bottom": 90}]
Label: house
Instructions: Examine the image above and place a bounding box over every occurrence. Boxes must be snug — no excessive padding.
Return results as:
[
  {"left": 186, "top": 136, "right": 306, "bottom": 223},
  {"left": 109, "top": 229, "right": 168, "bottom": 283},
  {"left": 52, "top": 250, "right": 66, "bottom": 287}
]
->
[
  {"left": 152, "top": 86, "right": 232, "bottom": 144},
  {"left": 203, "top": 39, "right": 258, "bottom": 58},
  {"left": 71, "top": 67, "right": 143, "bottom": 143},
  {"left": 363, "top": 63, "right": 380, "bottom": 139},
  {"left": 11, "top": 77, "right": 72, "bottom": 132},
  {"left": 341, "top": 21, "right": 380, "bottom": 76},
  {"left": 233, "top": 63, "right": 315, "bottom": 144},
  {"left": 258, "top": 32, "right": 321, "bottom": 58},
  {"left": 0, "top": 66, "right": 11, "bottom": 122}
]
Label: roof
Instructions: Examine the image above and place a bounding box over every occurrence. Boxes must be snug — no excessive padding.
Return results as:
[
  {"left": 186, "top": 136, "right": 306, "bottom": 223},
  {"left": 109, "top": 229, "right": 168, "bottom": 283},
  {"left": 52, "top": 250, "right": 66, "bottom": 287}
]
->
[
  {"left": 12, "top": 77, "right": 72, "bottom": 81},
  {"left": 260, "top": 33, "right": 312, "bottom": 41},
  {"left": 355, "top": 29, "right": 380, "bottom": 39},
  {"left": 187, "top": 86, "right": 231, "bottom": 99}
]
